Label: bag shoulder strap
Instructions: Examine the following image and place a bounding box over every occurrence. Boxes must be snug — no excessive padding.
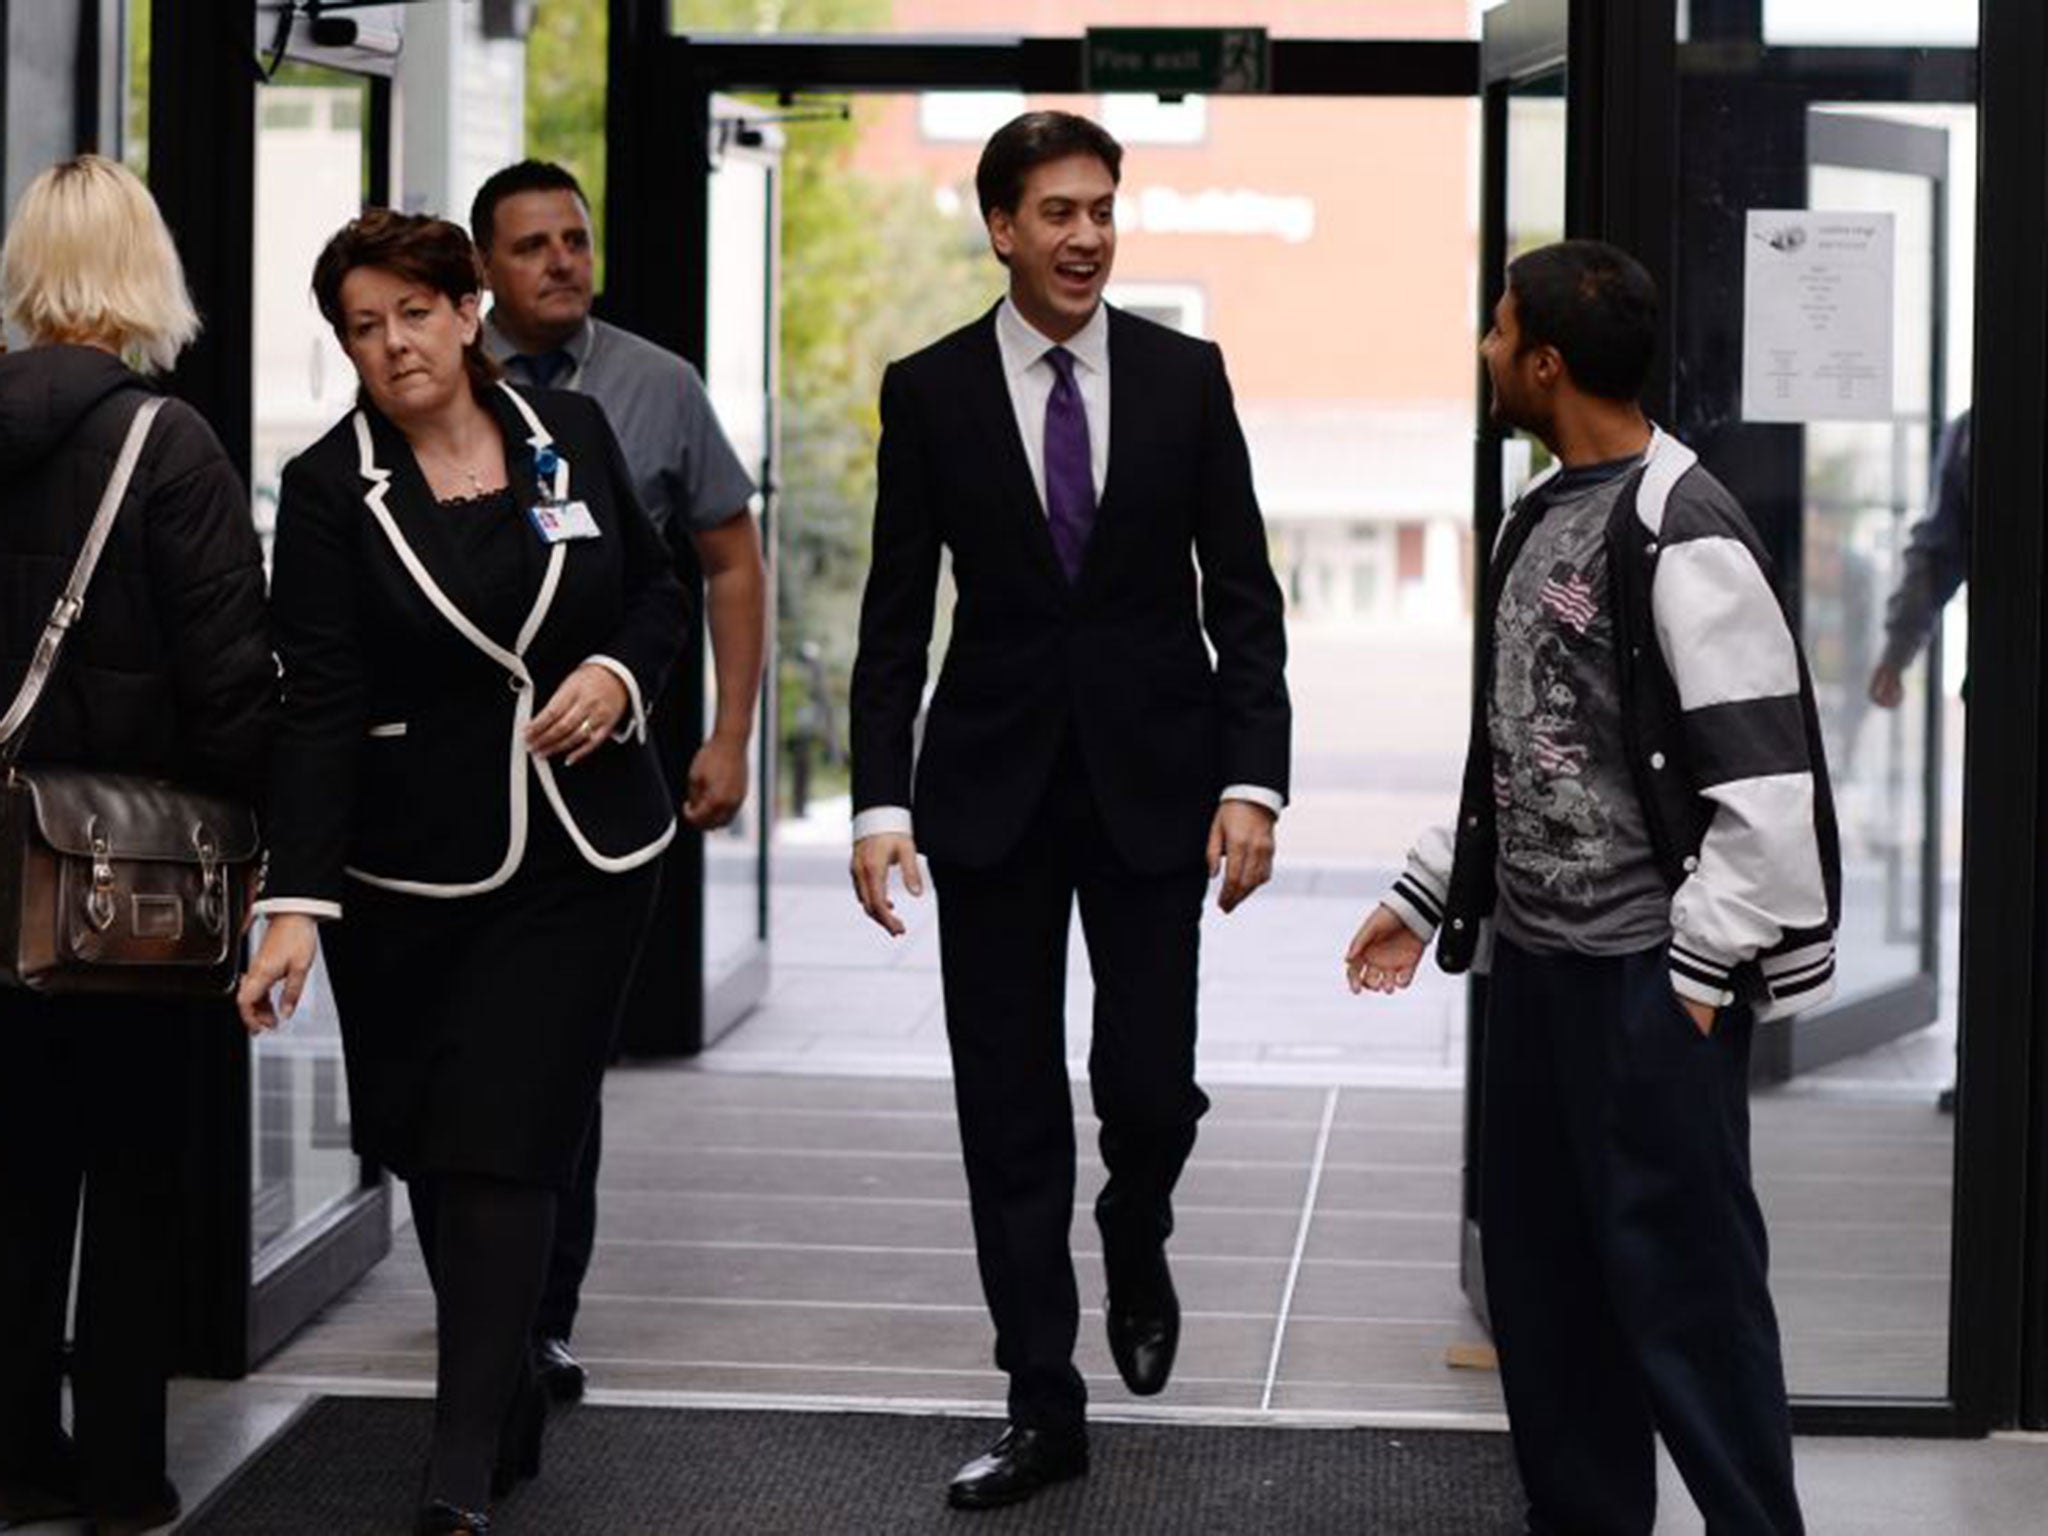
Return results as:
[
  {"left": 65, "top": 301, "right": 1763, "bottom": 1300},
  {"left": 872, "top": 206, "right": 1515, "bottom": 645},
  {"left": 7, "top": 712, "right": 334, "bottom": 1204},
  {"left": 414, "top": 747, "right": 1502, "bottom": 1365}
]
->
[{"left": 0, "top": 395, "right": 168, "bottom": 767}]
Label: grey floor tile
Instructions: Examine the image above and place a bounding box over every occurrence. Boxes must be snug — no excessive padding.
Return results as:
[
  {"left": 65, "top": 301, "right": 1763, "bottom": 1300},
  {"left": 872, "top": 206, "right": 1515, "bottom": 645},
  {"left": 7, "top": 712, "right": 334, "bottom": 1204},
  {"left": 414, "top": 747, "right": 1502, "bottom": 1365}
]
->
[
  {"left": 1319, "top": 1124, "right": 1464, "bottom": 1167},
  {"left": 1076, "top": 1314, "right": 1275, "bottom": 1386},
  {"left": 577, "top": 1190, "right": 977, "bottom": 1248},
  {"left": 1304, "top": 1210, "right": 1464, "bottom": 1266},
  {"left": 1313, "top": 1164, "right": 1464, "bottom": 1216},
  {"left": 1329, "top": 1089, "right": 1465, "bottom": 1129},
  {"left": 1267, "top": 1376, "right": 1508, "bottom": 1417},
  {"left": 599, "top": 1146, "right": 973, "bottom": 1201},
  {"left": 1775, "top": 1271, "right": 1952, "bottom": 1336},
  {"left": 570, "top": 1297, "right": 1000, "bottom": 1375},
  {"left": 1176, "top": 1160, "right": 1316, "bottom": 1211},
  {"left": 1270, "top": 1319, "right": 1494, "bottom": 1394},
  {"left": 1159, "top": 1206, "right": 1307, "bottom": 1259},
  {"left": 1783, "top": 1331, "right": 1949, "bottom": 1398},
  {"left": 604, "top": 1104, "right": 965, "bottom": 1156},
  {"left": 1757, "top": 1176, "right": 1953, "bottom": 1227},
  {"left": 1770, "top": 1221, "right": 1951, "bottom": 1277},
  {"left": 1285, "top": 1261, "right": 1475, "bottom": 1326}
]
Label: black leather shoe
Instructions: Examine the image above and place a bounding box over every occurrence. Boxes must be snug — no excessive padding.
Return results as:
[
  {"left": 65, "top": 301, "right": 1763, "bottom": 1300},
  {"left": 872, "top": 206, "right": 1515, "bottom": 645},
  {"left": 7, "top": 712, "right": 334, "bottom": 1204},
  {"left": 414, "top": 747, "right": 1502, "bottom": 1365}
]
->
[
  {"left": 533, "top": 1335, "right": 587, "bottom": 1403},
  {"left": 1105, "top": 1247, "right": 1180, "bottom": 1396},
  {"left": 945, "top": 1424, "right": 1088, "bottom": 1510},
  {"left": 88, "top": 1478, "right": 182, "bottom": 1536},
  {"left": 416, "top": 1498, "right": 491, "bottom": 1534}
]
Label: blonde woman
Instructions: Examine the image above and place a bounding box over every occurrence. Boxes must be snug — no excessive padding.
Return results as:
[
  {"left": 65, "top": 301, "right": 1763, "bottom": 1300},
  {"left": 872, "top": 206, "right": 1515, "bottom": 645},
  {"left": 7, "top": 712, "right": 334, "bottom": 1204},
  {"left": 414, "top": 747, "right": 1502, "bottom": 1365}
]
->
[{"left": 0, "top": 155, "right": 274, "bottom": 1536}]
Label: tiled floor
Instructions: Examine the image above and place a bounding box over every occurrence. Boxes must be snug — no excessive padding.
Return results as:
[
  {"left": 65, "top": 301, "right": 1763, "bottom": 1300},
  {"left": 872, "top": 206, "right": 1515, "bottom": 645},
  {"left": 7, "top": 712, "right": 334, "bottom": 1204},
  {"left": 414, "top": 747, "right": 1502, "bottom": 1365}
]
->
[
  {"left": 88, "top": 850, "right": 2022, "bottom": 1533},
  {"left": 264, "top": 1076, "right": 1504, "bottom": 1422}
]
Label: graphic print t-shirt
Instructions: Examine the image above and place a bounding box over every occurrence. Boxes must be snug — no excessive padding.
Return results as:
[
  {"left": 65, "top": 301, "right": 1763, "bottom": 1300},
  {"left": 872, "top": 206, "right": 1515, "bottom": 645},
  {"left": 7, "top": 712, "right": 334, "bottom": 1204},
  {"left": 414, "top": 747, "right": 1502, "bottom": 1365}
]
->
[{"left": 1489, "top": 458, "right": 1673, "bottom": 955}]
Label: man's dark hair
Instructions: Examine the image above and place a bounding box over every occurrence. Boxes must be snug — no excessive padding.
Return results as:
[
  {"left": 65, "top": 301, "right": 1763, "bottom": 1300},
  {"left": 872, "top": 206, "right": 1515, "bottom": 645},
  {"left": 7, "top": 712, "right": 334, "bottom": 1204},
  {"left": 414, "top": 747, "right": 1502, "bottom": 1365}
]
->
[
  {"left": 1506, "top": 240, "right": 1660, "bottom": 402},
  {"left": 975, "top": 111, "right": 1124, "bottom": 219},
  {"left": 470, "top": 159, "right": 589, "bottom": 253}
]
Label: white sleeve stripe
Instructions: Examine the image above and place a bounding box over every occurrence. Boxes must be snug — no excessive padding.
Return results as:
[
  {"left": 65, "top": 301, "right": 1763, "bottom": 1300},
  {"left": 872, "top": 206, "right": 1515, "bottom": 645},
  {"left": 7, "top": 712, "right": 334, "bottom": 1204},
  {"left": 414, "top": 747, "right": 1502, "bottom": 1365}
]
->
[
  {"left": 1653, "top": 535, "right": 1801, "bottom": 709},
  {"left": 1382, "top": 887, "right": 1438, "bottom": 942},
  {"left": 1632, "top": 430, "right": 1697, "bottom": 539},
  {"left": 1671, "top": 772, "right": 1830, "bottom": 963}
]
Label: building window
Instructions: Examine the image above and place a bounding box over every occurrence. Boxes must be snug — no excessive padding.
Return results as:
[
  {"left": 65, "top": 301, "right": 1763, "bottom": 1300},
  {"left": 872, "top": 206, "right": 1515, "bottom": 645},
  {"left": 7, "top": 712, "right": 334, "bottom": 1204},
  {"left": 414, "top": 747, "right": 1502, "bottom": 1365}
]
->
[
  {"left": 919, "top": 91, "right": 1026, "bottom": 144},
  {"left": 1100, "top": 93, "right": 1209, "bottom": 146}
]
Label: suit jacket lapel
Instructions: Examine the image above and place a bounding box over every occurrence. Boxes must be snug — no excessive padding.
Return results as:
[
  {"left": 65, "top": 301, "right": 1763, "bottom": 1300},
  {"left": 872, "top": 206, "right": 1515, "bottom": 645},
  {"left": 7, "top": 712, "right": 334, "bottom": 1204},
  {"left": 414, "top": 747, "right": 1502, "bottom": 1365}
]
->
[
  {"left": 964, "top": 308, "right": 1067, "bottom": 590},
  {"left": 358, "top": 404, "right": 492, "bottom": 630}
]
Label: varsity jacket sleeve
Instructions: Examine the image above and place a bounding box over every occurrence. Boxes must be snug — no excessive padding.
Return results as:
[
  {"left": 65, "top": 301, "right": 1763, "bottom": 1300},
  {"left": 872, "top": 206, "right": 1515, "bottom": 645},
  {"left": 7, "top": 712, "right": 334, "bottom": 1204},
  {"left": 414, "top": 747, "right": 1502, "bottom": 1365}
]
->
[
  {"left": 1651, "top": 471, "right": 1832, "bottom": 1008},
  {"left": 1383, "top": 820, "right": 1456, "bottom": 943}
]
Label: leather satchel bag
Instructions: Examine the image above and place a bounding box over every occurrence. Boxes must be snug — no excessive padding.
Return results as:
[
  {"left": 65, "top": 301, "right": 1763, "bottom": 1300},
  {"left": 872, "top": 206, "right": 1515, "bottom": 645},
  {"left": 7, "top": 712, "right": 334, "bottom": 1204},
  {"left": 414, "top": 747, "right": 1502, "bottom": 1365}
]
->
[{"left": 0, "top": 396, "right": 262, "bottom": 997}]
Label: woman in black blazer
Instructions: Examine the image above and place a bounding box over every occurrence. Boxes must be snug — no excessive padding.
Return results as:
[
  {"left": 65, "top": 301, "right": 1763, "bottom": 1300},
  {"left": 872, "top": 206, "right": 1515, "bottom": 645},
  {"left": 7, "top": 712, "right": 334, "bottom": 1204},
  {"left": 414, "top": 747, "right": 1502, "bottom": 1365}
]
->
[
  {"left": 0, "top": 154, "right": 274, "bottom": 1536},
  {"left": 239, "top": 211, "right": 686, "bottom": 1535}
]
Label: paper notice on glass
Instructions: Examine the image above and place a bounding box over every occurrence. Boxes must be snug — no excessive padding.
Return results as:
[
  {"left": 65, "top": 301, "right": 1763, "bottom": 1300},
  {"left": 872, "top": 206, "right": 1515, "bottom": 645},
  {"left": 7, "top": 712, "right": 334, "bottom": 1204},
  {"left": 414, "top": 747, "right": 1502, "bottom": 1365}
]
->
[{"left": 1741, "top": 211, "right": 1894, "bottom": 423}]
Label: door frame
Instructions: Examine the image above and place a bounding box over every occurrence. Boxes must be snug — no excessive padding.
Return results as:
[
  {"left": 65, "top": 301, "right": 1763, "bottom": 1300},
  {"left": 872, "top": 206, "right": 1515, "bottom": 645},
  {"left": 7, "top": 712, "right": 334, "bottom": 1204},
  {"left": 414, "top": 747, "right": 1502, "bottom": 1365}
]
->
[
  {"left": 149, "top": 7, "right": 393, "bottom": 1377},
  {"left": 600, "top": 3, "right": 1482, "bottom": 1056},
  {"left": 601, "top": 0, "right": 2048, "bottom": 1435}
]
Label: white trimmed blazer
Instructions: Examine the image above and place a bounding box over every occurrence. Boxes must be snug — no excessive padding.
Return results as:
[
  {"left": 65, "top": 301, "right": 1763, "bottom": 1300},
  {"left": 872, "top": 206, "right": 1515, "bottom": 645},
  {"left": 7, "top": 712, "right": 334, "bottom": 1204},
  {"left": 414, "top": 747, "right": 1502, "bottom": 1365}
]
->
[{"left": 258, "top": 382, "right": 689, "bottom": 916}]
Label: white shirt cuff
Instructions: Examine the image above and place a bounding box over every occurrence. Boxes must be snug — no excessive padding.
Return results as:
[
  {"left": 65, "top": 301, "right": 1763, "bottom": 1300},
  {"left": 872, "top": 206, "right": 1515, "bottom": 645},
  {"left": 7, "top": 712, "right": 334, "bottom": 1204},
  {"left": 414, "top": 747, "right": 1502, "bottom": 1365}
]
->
[
  {"left": 852, "top": 806, "right": 915, "bottom": 842},
  {"left": 252, "top": 898, "right": 342, "bottom": 922},
  {"left": 1221, "top": 784, "right": 1285, "bottom": 816},
  {"left": 584, "top": 654, "right": 647, "bottom": 742}
]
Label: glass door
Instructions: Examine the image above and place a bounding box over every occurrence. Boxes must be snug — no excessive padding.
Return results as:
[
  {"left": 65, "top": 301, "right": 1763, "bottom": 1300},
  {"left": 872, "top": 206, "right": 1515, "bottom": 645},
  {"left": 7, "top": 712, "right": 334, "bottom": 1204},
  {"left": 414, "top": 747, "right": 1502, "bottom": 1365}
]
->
[
  {"left": 1464, "top": 0, "right": 1571, "bottom": 1327},
  {"left": 700, "top": 99, "right": 781, "bottom": 1042},
  {"left": 1786, "top": 110, "right": 1950, "bottom": 1074},
  {"left": 1673, "top": 56, "right": 1961, "bottom": 1080}
]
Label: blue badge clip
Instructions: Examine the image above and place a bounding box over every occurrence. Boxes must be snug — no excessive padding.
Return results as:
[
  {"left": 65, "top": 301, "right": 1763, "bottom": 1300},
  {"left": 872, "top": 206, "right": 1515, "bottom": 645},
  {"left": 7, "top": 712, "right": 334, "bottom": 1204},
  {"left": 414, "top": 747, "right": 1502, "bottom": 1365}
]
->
[{"left": 533, "top": 445, "right": 563, "bottom": 505}]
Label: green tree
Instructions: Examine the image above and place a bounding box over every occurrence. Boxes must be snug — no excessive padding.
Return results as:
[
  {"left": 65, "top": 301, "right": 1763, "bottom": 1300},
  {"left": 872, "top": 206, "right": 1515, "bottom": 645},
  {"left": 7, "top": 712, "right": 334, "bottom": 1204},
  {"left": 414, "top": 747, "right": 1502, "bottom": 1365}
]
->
[{"left": 528, "top": 0, "right": 995, "bottom": 815}]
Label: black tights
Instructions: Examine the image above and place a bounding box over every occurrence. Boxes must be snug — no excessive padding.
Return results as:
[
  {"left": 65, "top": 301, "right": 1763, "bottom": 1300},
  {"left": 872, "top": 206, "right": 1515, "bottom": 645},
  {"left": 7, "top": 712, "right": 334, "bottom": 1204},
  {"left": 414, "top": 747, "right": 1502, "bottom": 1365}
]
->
[{"left": 409, "top": 1172, "right": 555, "bottom": 1513}]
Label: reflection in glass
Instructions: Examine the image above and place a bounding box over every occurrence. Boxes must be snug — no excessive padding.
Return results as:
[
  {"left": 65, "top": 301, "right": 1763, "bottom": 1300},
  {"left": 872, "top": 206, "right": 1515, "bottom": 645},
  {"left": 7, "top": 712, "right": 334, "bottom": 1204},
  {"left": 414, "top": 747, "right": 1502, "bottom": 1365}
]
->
[
  {"left": 703, "top": 125, "right": 776, "bottom": 996},
  {"left": 1802, "top": 155, "right": 1938, "bottom": 1005},
  {"left": 1505, "top": 79, "right": 1565, "bottom": 262},
  {"left": 1502, "top": 73, "right": 1566, "bottom": 495},
  {"left": 250, "top": 71, "right": 369, "bottom": 1262}
]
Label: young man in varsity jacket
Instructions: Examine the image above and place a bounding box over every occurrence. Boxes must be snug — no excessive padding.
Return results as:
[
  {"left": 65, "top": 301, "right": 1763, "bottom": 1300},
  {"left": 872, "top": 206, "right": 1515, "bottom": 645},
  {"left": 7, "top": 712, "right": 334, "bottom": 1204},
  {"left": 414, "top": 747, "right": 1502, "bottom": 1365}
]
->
[{"left": 1347, "top": 240, "right": 1835, "bottom": 1536}]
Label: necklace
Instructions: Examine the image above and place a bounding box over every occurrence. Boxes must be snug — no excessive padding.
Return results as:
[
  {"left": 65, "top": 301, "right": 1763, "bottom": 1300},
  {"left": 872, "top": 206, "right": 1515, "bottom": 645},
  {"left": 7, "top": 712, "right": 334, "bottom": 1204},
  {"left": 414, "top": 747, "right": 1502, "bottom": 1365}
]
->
[{"left": 419, "top": 441, "right": 495, "bottom": 499}]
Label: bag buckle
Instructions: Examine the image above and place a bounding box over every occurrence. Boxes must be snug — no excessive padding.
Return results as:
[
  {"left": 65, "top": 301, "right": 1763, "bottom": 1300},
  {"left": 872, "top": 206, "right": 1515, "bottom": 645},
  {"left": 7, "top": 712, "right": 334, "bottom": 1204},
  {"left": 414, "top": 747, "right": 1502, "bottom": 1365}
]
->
[
  {"left": 193, "top": 824, "right": 225, "bottom": 935},
  {"left": 86, "top": 817, "right": 116, "bottom": 932}
]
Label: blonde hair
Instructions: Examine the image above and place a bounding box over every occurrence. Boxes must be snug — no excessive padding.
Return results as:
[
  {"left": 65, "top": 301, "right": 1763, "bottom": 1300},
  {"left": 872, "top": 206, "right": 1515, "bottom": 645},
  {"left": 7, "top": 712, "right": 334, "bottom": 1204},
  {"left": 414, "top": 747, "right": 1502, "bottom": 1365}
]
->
[{"left": 1, "top": 154, "right": 200, "bottom": 374}]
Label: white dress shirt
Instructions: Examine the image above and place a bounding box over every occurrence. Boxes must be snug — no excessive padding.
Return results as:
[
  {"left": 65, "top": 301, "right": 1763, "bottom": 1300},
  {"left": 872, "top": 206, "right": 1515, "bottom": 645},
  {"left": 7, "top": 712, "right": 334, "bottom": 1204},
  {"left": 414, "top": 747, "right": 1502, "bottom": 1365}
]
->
[{"left": 852, "top": 298, "right": 1284, "bottom": 843}]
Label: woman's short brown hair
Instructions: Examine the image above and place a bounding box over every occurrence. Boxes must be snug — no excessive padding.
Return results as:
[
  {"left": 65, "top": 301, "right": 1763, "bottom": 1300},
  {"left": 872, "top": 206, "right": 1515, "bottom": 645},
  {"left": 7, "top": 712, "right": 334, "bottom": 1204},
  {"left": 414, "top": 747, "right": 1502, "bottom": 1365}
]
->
[{"left": 311, "top": 209, "right": 500, "bottom": 395}]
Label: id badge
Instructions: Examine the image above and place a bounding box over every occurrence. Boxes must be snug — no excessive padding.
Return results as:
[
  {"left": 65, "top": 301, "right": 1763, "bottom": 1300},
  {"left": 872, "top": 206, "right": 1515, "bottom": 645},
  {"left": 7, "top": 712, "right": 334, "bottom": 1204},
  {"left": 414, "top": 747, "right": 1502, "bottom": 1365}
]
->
[{"left": 527, "top": 499, "right": 602, "bottom": 545}]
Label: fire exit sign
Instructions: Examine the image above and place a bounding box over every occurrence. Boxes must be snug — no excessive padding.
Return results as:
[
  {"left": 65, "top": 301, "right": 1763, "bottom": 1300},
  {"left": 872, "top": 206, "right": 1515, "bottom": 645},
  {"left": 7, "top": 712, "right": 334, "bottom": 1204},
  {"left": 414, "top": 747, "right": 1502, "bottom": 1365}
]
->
[{"left": 1084, "top": 27, "right": 1271, "bottom": 95}]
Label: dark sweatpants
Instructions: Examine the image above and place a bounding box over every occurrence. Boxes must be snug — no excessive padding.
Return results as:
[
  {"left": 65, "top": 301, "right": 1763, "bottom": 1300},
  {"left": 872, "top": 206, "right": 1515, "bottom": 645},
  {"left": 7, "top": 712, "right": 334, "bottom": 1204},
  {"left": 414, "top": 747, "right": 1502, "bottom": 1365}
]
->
[{"left": 1482, "top": 935, "right": 1804, "bottom": 1536}]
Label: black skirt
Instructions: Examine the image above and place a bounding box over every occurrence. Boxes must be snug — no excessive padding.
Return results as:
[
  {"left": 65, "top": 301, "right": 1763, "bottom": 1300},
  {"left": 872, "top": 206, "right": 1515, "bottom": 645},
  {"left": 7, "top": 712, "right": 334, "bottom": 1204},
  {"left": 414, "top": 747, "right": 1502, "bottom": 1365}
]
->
[{"left": 320, "top": 804, "right": 661, "bottom": 1189}]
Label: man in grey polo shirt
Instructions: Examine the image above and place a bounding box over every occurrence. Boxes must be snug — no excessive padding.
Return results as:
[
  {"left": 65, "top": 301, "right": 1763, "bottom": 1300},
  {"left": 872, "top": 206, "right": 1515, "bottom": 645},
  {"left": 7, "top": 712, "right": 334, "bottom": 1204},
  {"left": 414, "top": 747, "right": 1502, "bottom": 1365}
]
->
[{"left": 471, "top": 159, "right": 767, "bottom": 1400}]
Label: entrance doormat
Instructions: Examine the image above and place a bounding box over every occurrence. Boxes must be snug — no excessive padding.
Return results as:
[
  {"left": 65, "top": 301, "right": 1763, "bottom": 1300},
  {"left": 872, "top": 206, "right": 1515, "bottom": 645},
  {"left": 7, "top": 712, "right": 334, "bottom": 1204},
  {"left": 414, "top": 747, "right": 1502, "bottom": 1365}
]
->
[{"left": 182, "top": 1396, "right": 1525, "bottom": 1534}]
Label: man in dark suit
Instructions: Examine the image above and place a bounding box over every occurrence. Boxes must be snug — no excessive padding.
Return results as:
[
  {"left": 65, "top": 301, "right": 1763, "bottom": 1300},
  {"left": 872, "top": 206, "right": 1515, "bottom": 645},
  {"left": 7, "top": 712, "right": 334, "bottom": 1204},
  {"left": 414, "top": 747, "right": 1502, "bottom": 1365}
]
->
[{"left": 849, "top": 111, "right": 1290, "bottom": 1510}]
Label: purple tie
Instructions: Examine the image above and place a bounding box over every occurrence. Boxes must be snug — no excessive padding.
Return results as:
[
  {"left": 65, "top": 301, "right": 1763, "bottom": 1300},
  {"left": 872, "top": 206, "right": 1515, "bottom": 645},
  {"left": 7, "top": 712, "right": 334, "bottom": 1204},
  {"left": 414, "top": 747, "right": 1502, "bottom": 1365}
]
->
[{"left": 1042, "top": 346, "right": 1096, "bottom": 582}]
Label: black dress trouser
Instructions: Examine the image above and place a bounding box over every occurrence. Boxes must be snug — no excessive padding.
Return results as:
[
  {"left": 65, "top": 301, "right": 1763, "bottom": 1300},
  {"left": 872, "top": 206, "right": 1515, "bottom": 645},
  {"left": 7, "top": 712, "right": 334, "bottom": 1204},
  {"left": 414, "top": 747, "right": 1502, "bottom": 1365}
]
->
[
  {"left": 535, "top": 1100, "right": 600, "bottom": 1341},
  {"left": 0, "top": 992, "right": 198, "bottom": 1512},
  {"left": 929, "top": 738, "right": 1210, "bottom": 1436},
  {"left": 1483, "top": 935, "right": 1805, "bottom": 1536}
]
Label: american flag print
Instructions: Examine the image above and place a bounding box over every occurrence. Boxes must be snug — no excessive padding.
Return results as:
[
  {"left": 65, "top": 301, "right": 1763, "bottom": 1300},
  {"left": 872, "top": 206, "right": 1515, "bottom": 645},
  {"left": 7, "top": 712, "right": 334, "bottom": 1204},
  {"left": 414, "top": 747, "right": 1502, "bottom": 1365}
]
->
[
  {"left": 1530, "top": 727, "right": 1590, "bottom": 777},
  {"left": 1539, "top": 563, "right": 1599, "bottom": 635}
]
